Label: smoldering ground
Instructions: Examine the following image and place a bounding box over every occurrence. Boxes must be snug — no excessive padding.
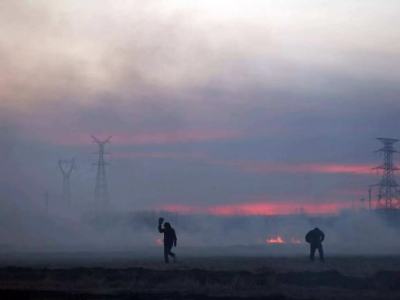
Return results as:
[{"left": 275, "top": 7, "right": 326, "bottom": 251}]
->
[{"left": 1, "top": 200, "right": 400, "bottom": 256}]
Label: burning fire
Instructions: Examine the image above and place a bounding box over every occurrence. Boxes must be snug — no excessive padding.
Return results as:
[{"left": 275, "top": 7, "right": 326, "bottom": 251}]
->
[
  {"left": 262, "top": 236, "right": 304, "bottom": 245},
  {"left": 266, "top": 236, "right": 285, "bottom": 244},
  {"left": 156, "top": 238, "right": 163, "bottom": 246}
]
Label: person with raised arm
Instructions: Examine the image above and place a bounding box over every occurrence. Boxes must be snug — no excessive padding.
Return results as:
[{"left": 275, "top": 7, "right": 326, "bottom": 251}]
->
[{"left": 158, "top": 218, "right": 177, "bottom": 263}]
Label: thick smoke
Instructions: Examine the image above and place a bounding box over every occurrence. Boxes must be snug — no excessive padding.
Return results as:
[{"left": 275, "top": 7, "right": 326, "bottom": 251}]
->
[
  {"left": 78, "top": 209, "right": 400, "bottom": 255},
  {"left": 1, "top": 198, "right": 400, "bottom": 256},
  {"left": 1, "top": 0, "right": 400, "bottom": 260}
]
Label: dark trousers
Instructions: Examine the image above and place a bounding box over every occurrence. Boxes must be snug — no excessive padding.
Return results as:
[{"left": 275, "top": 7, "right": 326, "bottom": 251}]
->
[
  {"left": 310, "top": 243, "right": 324, "bottom": 261},
  {"left": 164, "top": 243, "right": 175, "bottom": 263}
]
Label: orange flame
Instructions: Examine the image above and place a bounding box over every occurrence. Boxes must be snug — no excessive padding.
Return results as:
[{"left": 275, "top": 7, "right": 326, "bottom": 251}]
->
[
  {"left": 263, "top": 236, "right": 303, "bottom": 245},
  {"left": 266, "top": 236, "right": 285, "bottom": 244}
]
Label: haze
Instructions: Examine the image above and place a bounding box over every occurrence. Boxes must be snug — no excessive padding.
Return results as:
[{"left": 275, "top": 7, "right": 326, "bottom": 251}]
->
[{"left": 1, "top": 0, "right": 400, "bottom": 252}]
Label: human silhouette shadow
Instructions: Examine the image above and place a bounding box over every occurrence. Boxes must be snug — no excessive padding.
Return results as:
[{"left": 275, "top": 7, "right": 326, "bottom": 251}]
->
[
  {"left": 305, "top": 228, "right": 325, "bottom": 262},
  {"left": 158, "top": 218, "right": 177, "bottom": 263}
]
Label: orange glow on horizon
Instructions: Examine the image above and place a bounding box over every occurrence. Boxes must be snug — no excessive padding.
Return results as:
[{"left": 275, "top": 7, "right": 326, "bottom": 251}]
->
[
  {"left": 113, "top": 152, "right": 205, "bottom": 160},
  {"left": 159, "top": 201, "right": 352, "bottom": 216},
  {"left": 211, "top": 161, "right": 375, "bottom": 175},
  {"left": 303, "top": 164, "right": 374, "bottom": 175}
]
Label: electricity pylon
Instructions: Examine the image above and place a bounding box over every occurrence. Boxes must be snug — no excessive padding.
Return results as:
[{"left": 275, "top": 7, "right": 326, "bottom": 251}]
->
[
  {"left": 92, "top": 135, "right": 112, "bottom": 202},
  {"left": 58, "top": 157, "right": 75, "bottom": 203},
  {"left": 371, "top": 138, "right": 400, "bottom": 210}
]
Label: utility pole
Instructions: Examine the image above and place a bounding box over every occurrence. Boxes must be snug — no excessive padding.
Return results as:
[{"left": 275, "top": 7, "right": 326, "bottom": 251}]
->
[
  {"left": 58, "top": 158, "right": 75, "bottom": 203},
  {"left": 368, "top": 186, "right": 372, "bottom": 211},
  {"left": 370, "top": 138, "right": 400, "bottom": 210},
  {"left": 44, "top": 190, "right": 49, "bottom": 213},
  {"left": 92, "top": 135, "right": 112, "bottom": 203}
]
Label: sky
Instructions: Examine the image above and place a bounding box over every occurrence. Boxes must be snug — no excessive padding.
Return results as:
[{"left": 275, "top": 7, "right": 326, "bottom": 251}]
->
[{"left": 1, "top": 0, "right": 400, "bottom": 215}]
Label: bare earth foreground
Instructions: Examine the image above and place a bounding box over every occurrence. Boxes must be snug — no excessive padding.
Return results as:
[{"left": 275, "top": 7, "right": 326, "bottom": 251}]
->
[{"left": 1, "top": 251, "right": 400, "bottom": 300}]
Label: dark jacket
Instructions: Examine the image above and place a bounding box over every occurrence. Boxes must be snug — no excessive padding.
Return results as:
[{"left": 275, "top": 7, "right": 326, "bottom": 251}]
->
[
  {"left": 158, "top": 224, "right": 177, "bottom": 246},
  {"left": 305, "top": 228, "right": 325, "bottom": 245}
]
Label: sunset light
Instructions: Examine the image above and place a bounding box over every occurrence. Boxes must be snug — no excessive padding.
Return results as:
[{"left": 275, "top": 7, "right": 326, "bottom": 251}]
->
[
  {"left": 160, "top": 201, "right": 353, "bottom": 216},
  {"left": 2, "top": 0, "right": 399, "bottom": 298}
]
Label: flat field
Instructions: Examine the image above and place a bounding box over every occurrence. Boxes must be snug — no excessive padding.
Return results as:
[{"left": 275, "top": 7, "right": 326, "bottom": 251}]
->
[{"left": 0, "top": 251, "right": 400, "bottom": 299}]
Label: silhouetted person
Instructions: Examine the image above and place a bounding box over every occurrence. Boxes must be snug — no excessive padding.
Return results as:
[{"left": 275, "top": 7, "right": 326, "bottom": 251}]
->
[
  {"left": 158, "top": 218, "right": 177, "bottom": 263},
  {"left": 305, "top": 227, "right": 325, "bottom": 262}
]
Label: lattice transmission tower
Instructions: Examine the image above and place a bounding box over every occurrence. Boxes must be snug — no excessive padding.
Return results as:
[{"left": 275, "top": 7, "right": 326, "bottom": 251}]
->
[
  {"left": 92, "top": 135, "right": 112, "bottom": 202},
  {"left": 370, "top": 138, "right": 400, "bottom": 210},
  {"left": 58, "top": 157, "right": 75, "bottom": 203}
]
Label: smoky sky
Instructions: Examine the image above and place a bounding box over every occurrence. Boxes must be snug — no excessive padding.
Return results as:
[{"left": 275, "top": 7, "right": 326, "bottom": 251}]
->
[{"left": 1, "top": 0, "right": 400, "bottom": 214}]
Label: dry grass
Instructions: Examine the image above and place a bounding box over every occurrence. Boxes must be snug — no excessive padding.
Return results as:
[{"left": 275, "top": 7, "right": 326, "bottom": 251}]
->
[{"left": 1, "top": 254, "right": 400, "bottom": 299}]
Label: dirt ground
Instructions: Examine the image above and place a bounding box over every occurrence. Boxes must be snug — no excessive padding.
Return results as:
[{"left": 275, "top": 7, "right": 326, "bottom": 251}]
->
[{"left": 0, "top": 253, "right": 400, "bottom": 299}]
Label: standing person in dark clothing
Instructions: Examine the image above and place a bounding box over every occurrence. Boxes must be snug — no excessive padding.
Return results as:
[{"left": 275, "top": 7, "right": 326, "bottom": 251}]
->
[
  {"left": 305, "top": 228, "right": 325, "bottom": 262},
  {"left": 158, "top": 218, "right": 177, "bottom": 263}
]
